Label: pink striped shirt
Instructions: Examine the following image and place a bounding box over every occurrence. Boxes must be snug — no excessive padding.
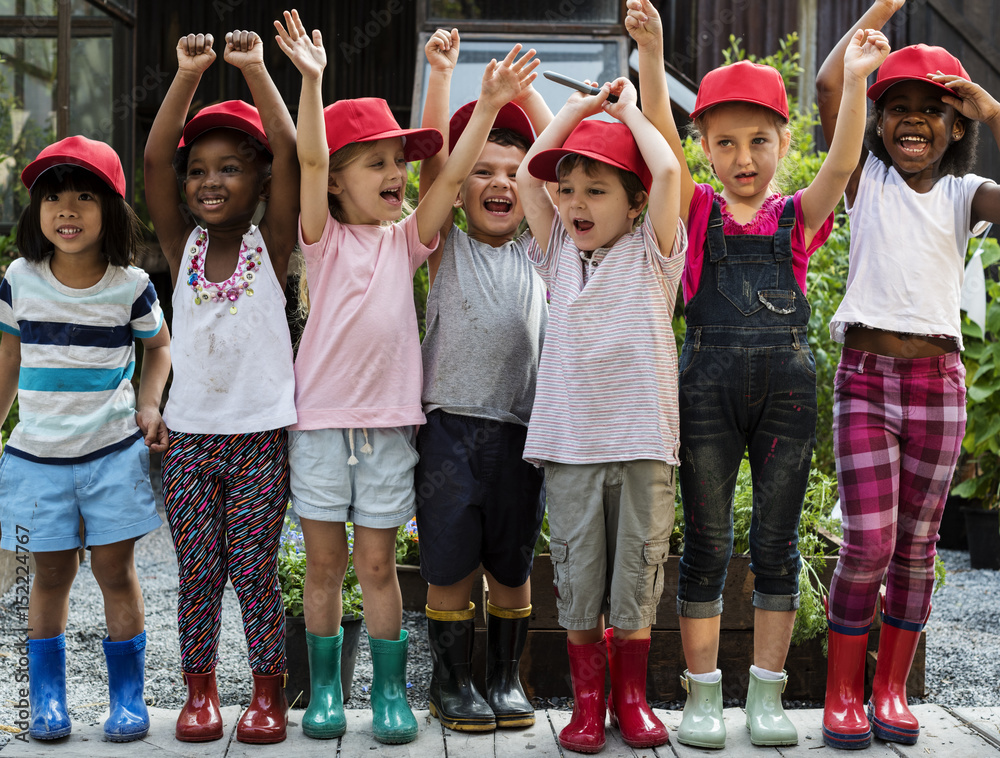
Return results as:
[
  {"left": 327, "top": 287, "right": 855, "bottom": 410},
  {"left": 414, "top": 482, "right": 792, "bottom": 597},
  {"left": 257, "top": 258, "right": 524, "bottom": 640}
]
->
[{"left": 523, "top": 215, "right": 687, "bottom": 466}]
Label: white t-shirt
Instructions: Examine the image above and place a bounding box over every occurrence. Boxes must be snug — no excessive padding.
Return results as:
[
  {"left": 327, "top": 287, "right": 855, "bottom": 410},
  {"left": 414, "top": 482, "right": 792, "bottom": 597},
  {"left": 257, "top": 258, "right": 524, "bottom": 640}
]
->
[{"left": 830, "top": 153, "right": 993, "bottom": 349}]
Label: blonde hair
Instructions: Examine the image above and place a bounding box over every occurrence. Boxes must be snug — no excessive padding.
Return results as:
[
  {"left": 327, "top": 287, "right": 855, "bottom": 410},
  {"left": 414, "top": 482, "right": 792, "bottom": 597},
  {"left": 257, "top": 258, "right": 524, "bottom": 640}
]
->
[
  {"left": 691, "top": 104, "right": 792, "bottom": 197},
  {"left": 296, "top": 139, "right": 414, "bottom": 320}
]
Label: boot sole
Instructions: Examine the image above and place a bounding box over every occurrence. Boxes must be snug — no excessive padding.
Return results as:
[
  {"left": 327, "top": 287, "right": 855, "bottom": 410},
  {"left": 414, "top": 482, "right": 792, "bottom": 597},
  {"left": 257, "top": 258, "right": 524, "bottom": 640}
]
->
[
  {"left": 558, "top": 736, "right": 606, "bottom": 753},
  {"left": 373, "top": 728, "right": 419, "bottom": 744},
  {"left": 106, "top": 729, "right": 149, "bottom": 743},
  {"left": 29, "top": 727, "right": 72, "bottom": 741},
  {"left": 677, "top": 736, "right": 726, "bottom": 750},
  {"left": 822, "top": 725, "right": 872, "bottom": 750},
  {"left": 869, "top": 709, "right": 919, "bottom": 745},
  {"left": 429, "top": 702, "right": 496, "bottom": 731},
  {"left": 495, "top": 714, "right": 535, "bottom": 728},
  {"left": 175, "top": 731, "right": 224, "bottom": 743},
  {"left": 302, "top": 724, "right": 347, "bottom": 740}
]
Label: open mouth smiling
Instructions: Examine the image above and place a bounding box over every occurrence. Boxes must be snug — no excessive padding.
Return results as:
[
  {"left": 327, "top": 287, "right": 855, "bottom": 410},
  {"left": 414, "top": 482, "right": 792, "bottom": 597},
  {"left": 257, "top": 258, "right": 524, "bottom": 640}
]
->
[{"left": 483, "top": 197, "right": 512, "bottom": 214}]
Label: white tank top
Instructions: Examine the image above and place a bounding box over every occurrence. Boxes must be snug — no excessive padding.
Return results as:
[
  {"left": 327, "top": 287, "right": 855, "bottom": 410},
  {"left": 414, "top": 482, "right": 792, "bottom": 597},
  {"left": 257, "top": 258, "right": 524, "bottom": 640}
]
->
[{"left": 163, "top": 225, "right": 297, "bottom": 434}]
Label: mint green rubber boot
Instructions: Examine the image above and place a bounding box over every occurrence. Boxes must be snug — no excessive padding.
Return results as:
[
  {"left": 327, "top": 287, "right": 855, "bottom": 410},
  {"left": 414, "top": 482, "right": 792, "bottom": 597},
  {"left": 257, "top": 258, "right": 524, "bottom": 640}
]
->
[
  {"left": 677, "top": 670, "right": 726, "bottom": 749},
  {"left": 368, "top": 631, "right": 418, "bottom": 744},
  {"left": 745, "top": 669, "right": 797, "bottom": 746},
  {"left": 302, "top": 630, "right": 347, "bottom": 739}
]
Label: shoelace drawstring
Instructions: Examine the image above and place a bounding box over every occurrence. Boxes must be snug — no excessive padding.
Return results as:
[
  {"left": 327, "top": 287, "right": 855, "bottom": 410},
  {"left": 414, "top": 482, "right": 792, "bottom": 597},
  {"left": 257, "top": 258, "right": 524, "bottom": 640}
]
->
[{"left": 347, "top": 428, "right": 374, "bottom": 465}]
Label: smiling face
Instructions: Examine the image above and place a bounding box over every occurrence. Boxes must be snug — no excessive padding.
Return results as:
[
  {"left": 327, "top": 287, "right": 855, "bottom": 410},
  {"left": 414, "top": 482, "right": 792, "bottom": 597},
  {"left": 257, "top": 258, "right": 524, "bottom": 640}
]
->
[
  {"left": 329, "top": 138, "right": 407, "bottom": 226},
  {"left": 39, "top": 186, "right": 104, "bottom": 263},
  {"left": 183, "top": 129, "right": 267, "bottom": 229},
  {"left": 877, "top": 79, "right": 965, "bottom": 186},
  {"left": 458, "top": 140, "right": 527, "bottom": 246},
  {"left": 699, "top": 103, "right": 790, "bottom": 206},
  {"left": 556, "top": 159, "right": 645, "bottom": 253}
]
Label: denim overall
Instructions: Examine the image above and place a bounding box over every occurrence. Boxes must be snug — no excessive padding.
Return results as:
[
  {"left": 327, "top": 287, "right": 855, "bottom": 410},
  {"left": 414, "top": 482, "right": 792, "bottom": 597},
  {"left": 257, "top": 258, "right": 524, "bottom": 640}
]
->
[{"left": 676, "top": 198, "right": 817, "bottom": 618}]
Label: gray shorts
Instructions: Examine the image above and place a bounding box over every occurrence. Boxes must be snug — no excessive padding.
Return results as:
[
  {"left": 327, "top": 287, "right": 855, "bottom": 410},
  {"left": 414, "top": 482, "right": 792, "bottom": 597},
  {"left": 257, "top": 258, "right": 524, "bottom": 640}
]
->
[
  {"left": 289, "top": 426, "right": 418, "bottom": 528},
  {"left": 545, "top": 459, "right": 676, "bottom": 631}
]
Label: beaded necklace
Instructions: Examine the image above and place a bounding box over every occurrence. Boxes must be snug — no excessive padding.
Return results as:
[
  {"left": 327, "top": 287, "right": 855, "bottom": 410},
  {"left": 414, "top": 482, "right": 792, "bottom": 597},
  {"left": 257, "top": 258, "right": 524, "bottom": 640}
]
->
[{"left": 186, "top": 229, "right": 262, "bottom": 315}]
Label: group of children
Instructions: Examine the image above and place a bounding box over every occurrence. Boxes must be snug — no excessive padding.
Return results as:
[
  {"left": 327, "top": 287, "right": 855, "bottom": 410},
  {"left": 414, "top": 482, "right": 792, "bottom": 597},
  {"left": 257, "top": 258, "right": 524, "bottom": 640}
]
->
[{"left": 1, "top": 0, "right": 997, "bottom": 751}]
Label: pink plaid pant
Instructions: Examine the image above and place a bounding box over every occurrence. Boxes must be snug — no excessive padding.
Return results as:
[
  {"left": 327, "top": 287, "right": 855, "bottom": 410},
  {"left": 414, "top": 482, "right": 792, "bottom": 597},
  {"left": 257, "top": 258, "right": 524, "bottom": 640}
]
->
[{"left": 828, "top": 348, "right": 966, "bottom": 627}]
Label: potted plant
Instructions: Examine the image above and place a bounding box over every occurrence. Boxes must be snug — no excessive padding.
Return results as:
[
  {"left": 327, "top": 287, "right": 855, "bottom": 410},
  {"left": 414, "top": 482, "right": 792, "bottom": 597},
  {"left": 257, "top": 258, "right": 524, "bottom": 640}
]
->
[
  {"left": 395, "top": 517, "right": 428, "bottom": 611},
  {"left": 950, "top": 236, "right": 1000, "bottom": 570},
  {"left": 278, "top": 515, "right": 365, "bottom": 706}
]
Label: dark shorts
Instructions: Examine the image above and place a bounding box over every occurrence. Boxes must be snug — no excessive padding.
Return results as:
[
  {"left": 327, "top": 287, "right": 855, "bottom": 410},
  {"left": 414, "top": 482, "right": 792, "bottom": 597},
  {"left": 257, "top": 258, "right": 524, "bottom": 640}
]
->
[{"left": 415, "top": 410, "right": 545, "bottom": 588}]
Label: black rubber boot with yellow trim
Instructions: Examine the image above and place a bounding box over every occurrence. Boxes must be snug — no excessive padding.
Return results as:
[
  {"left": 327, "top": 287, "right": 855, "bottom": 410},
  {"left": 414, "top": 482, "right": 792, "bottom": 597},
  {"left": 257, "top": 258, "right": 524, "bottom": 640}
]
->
[
  {"left": 486, "top": 602, "right": 535, "bottom": 728},
  {"left": 427, "top": 603, "right": 496, "bottom": 732}
]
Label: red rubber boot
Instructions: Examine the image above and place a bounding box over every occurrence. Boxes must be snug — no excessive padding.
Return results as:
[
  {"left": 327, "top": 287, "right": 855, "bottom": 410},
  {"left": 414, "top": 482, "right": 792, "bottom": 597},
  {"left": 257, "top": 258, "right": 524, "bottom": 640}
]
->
[
  {"left": 605, "top": 629, "right": 668, "bottom": 748},
  {"left": 175, "top": 669, "right": 224, "bottom": 742},
  {"left": 236, "top": 672, "right": 288, "bottom": 744},
  {"left": 559, "top": 637, "right": 607, "bottom": 754},
  {"left": 822, "top": 615, "right": 872, "bottom": 750},
  {"left": 868, "top": 609, "right": 928, "bottom": 745}
]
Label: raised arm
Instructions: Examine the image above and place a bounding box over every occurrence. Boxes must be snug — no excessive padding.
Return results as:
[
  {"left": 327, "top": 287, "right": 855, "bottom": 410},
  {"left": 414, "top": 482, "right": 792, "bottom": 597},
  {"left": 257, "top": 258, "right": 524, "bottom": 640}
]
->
[
  {"left": 626, "top": 0, "right": 695, "bottom": 223},
  {"left": 274, "top": 9, "right": 329, "bottom": 246},
  {"left": 416, "top": 44, "right": 539, "bottom": 246},
  {"left": 604, "top": 77, "right": 680, "bottom": 255},
  {"left": 143, "top": 34, "right": 216, "bottom": 279},
  {"left": 224, "top": 29, "right": 300, "bottom": 287},
  {"left": 800, "top": 29, "right": 890, "bottom": 239},
  {"left": 816, "top": 0, "right": 905, "bottom": 203},
  {"left": 516, "top": 88, "right": 609, "bottom": 253}
]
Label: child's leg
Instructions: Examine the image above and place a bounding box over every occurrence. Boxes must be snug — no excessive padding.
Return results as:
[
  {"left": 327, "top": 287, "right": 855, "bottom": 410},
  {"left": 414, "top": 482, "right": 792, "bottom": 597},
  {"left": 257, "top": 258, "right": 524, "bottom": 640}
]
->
[
  {"left": 90, "top": 540, "right": 144, "bottom": 641},
  {"left": 353, "top": 525, "right": 402, "bottom": 640},
  {"left": 162, "top": 434, "right": 229, "bottom": 674},
  {"left": 28, "top": 550, "right": 79, "bottom": 639},
  {"left": 300, "top": 518, "right": 349, "bottom": 633}
]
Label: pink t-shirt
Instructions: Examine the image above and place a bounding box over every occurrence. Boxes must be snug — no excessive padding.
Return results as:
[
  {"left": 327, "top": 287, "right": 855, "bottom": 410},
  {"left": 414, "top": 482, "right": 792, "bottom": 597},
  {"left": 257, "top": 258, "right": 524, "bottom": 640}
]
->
[
  {"left": 291, "top": 211, "right": 437, "bottom": 430},
  {"left": 682, "top": 184, "right": 834, "bottom": 304}
]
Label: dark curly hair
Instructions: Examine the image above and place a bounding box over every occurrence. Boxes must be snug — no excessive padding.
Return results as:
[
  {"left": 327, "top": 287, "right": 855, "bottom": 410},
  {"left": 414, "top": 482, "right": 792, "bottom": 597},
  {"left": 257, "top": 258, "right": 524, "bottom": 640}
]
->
[
  {"left": 171, "top": 129, "right": 273, "bottom": 194},
  {"left": 16, "top": 166, "right": 143, "bottom": 267},
  {"left": 866, "top": 99, "right": 980, "bottom": 178}
]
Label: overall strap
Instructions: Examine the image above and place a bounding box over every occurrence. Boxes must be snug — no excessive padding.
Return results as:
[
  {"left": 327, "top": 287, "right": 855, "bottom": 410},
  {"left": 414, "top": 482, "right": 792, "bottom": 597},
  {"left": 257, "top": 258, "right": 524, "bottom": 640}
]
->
[
  {"left": 707, "top": 199, "right": 727, "bottom": 262},
  {"left": 773, "top": 197, "right": 796, "bottom": 262}
]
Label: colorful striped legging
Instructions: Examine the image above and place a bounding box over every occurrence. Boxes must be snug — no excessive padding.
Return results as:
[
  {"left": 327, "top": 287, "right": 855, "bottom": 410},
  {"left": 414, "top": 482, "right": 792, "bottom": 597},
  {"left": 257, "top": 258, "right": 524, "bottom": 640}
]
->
[
  {"left": 162, "top": 428, "right": 289, "bottom": 675},
  {"left": 828, "top": 349, "right": 966, "bottom": 628}
]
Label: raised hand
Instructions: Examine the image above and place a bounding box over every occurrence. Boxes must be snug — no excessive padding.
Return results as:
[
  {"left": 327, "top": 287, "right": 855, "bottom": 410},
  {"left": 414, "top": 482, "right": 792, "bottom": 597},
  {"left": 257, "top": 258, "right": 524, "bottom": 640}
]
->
[
  {"left": 844, "top": 28, "right": 890, "bottom": 81},
  {"left": 176, "top": 33, "right": 216, "bottom": 74},
  {"left": 479, "top": 44, "right": 539, "bottom": 110},
  {"left": 929, "top": 72, "right": 1000, "bottom": 126},
  {"left": 274, "top": 9, "right": 326, "bottom": 80},
  {"left": 425, "top": 28, "right": 460, "bottom": 73},
  {"left": 224, "top": 29, "right": 264, "bottom": 70},
  {"left": 602, "top": 77, "right": 638, "bottom": 122},
  {"left": 625, "top": 0, "right": 662, "bottom": 49}
]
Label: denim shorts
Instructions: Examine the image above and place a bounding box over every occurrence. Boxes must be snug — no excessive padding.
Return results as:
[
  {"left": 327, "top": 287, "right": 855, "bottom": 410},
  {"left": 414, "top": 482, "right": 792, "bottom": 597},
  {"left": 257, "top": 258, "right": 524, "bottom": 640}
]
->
[
  {"left": 415, "top": 410, "right": 544, "bottom": 587},
  {"left": 289, "top": 426, "right": 419, "bottom": 528},
  {"left": 545, "top": 459, "right": 676, "bottom": 631},
  {"left": 0, "top": 436, "right": 161, "bottom": 552}
]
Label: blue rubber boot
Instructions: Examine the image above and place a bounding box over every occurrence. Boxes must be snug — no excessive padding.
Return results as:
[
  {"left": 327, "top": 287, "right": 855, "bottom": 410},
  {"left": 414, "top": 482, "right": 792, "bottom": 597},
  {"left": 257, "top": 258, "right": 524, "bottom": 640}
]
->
[
  {"left": 102, "top": 631, "right": 150, "bottom": 742},
  {"left": 368, "top": 631, "right": 419, "bottom": 744},
  {"left": 27, "top": 634, "right": 72, "bottom": 740}
]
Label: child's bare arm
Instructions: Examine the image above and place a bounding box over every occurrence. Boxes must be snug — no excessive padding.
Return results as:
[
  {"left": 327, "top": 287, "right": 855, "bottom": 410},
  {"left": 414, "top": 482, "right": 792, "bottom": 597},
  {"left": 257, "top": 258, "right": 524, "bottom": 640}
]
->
[
  {"left": 0, "top": 332, "right": 19, "bottom": 454},
  {"left": 817, "top": 0, "right": 905, "bottom": 203},
  {"left": 274, "top": 9, "right": 329, "bottom": 246},
  {"left": 143, "top": 34, "right": 216, "bottom": 280},
  {"left": 417, "top": 44, "right": 540, "bottom": 246},
  {"left": 626, "top": 0, "right": 694, "bottom": 222},
  {"left": 801, "top": 30, "right": 890, "bottom": 241},
  {"left": 516, "top": 87, "right": 609, "bottom": 253},
  {"left": 605, "top": 78, "right": 681, "bottom": 255},
  {"left": 135, "top": 325, "right": 171, "bottom": 453},
  {"left": 932, "top": 74, "right": 1000, "bottom": 225},
  {"left": 225, "top": 29, "right": 300, "bottom": 288}
]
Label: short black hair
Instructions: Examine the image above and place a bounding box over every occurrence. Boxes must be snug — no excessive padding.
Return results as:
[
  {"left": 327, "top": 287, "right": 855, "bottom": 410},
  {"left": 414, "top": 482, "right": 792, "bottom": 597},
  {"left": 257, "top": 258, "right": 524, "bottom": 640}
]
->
[
  {"left": 866, "top": 100, "right": 980, "bottom": 178},
  {"left": 488, "top": 127, "right": 531, "bottom": 155},
  {"left": 16, "top": 166, "right": 143, "bottom": 267},
  {"left": 171, "top": 130, "right": 273, "bottom": 192}
]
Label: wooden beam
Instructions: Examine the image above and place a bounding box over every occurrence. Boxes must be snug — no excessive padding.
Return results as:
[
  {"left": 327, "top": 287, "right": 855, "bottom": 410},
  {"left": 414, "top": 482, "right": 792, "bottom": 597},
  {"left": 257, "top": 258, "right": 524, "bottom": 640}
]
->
[{"left": 924, "top": 0, "right": 1000, "bottom": 76}]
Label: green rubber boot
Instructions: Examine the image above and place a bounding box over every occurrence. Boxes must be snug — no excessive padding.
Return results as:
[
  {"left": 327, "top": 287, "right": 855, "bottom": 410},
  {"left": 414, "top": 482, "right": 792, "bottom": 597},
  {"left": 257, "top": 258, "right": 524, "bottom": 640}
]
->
[
  {"left": 368, "top": 631, "right": 418, "bottom": 744},
  {"left": 677, "top": 670, "right": 726, "bottom": 749},
  {"left": 745, "top": 669, "right": 797, "bottom": 746},
  {"left": 302, "top": 630, "right": 347, "bottom": 739}
]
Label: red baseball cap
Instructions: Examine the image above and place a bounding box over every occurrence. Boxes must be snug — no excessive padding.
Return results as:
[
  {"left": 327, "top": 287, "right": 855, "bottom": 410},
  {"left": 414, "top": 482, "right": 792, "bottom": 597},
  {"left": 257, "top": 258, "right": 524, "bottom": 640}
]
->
[
  {"left": 528, "top": 120, "right": 652, "bottom": 192},
  {"left": 448, "top": 101, "right": 534, "bottom": 149},
  {"left": 21, "top": 135, "right": 126, "bottom": 197},
  {"left": 324, "top": 98, "right": 442, "bottom": 161},
  {"left": 180, "top": 100, "right": 271, "bottom": 152},
  {"left": 690, "top": 60, "right": 789, "bottom": 121},
  {"left": 867, "top": 44, "right": 970, "bottom": 102}
]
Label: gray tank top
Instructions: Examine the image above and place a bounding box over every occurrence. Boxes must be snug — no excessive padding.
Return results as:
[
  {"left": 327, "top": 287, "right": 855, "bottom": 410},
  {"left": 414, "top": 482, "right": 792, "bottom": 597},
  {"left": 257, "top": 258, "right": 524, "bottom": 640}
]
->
[{"left": 421, "top": 227, "right": 548, "bottom": 425}]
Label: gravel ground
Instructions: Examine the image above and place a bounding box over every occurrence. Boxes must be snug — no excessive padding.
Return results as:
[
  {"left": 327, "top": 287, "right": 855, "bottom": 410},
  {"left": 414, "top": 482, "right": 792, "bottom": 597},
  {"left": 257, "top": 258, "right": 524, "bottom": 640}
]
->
[{"left": 1, "top": 515, "right": 997, "bottom": 751}]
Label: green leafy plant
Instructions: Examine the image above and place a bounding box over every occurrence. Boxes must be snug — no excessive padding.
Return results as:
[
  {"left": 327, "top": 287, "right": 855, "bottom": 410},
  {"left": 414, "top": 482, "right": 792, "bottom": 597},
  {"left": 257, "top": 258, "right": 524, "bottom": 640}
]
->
[
  {"left": 951, "top": 236, "right": 1000, "bottom": 509},
  {"left": 395, "top": 517, "right": 420, "bottom": 566},
  {"left": 277, "top": 516, "right": 363, "bottom": 619}
]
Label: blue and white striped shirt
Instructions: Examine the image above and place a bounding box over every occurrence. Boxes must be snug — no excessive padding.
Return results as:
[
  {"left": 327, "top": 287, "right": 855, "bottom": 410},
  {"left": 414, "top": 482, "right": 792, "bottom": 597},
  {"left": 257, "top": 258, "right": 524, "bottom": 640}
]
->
[{"left": 0, "top": 257, "right": 163, "bottom": 463}]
